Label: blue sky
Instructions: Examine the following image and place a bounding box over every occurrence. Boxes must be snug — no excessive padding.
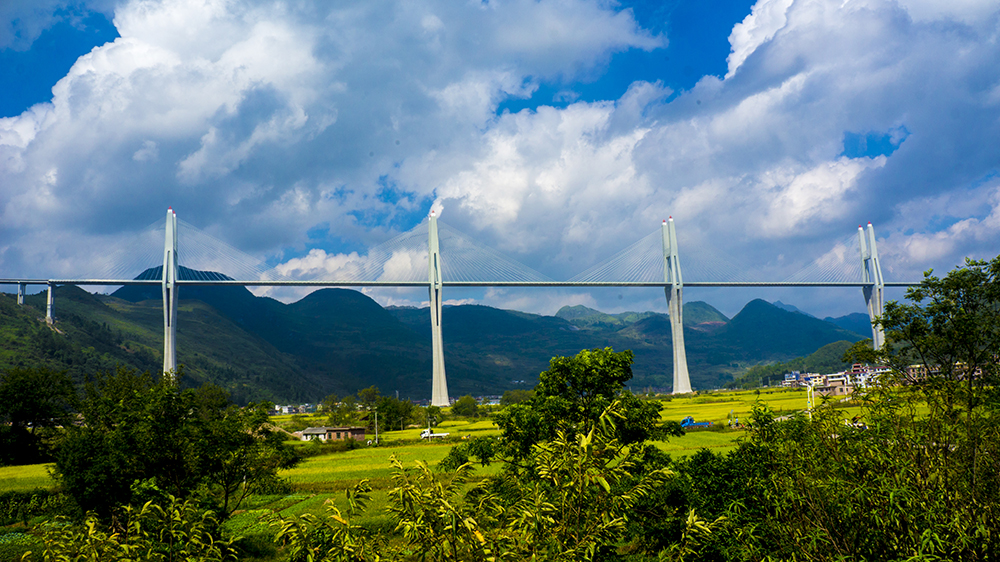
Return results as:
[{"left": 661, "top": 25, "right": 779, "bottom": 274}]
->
[{"left": 1, "top": 0, "right": 999, "bottom": 319}]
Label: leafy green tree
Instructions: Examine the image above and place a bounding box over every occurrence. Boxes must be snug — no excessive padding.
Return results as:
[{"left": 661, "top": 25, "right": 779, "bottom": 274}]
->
[
  {"left": 325, "top": 394, "right": 357, "bottom": 426},
  {"left": 494, "top": 348, "right": 670, "bottom": 459},
  {"left": 321, "top": 393, "right": 339, "bottom": 414},
  {"left": 499, "top": 389, "right": 533, "bottom": 406},
  {"left": 357, "top": 386, "right": 380, "bottom": 411},
  {"left": 195, "top": 402, "right": 299, "bottom": 515},
  {"left": 451, "top": 395, "right": 479, "bottom": 418},
  {"left": 375, "top": 395, "right": 415, "bottom": 431},
  {"left": 54, "top": 368, "right": 298, "bottom": 519},
  {"left": 0, "top": 367, "right": 76, "bottom": 465}
]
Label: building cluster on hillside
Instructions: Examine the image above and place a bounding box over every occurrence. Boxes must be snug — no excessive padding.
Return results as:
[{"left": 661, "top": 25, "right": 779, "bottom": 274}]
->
[
  {"left": 782, "top": 364, "right": 891, "bottom": 396},
  {"left": 273, "top": 404, "right": 317, "bottom": 415}
]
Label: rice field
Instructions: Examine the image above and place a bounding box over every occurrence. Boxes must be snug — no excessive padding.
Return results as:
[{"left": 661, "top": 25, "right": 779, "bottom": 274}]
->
[
  {"left": 0, "top": 463, "right": 55, "bottom": 493},
  {"left": 0, "top": 388, "right": 859, "bottom": 495}
]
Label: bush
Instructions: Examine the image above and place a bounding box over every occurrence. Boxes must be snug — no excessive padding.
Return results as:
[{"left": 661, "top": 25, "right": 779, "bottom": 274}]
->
[
  {"left": 0, "top": 530, "right": 42, "bottom": 562},
  {"left": 0, "top": 491, "right": 76, "bottom": 527}
]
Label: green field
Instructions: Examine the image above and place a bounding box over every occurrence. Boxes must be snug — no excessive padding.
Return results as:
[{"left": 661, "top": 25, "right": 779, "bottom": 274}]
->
[
  {"left": 0, "top": 388, "right": 860, "bottom": 495},
  {"left": 0, "top": 463, "right": 55, "bottom": 493}
]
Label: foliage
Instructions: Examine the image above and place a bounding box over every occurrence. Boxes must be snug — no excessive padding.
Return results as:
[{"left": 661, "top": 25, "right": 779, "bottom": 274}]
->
[
  {"left": 53, "top": 368, "right": 297, "bottom": 519},
  {"left": 194, "top": 401, "right": 300, "bottom": 515},
  {"left": 273, "top": 480, "right": 382, "bottom": 562},
  {"left": 0, "top": 530, "right": 41, "bottom": 562},
  {"left": 274, "top": 401, "right": 675, "bottom": 561},
  {"left": 0, "top": 491, "right": 75, "bottom": 527},
  {"left": 438, "top": 436, "right": 498, "bottom": 471},
  {"left": 0, "top": 367, "right": 77, "bottom": 466},
  {"left": 356, "top": 386, "right": 381, "bottom": 412},
  {"left": 494, "top": 348, "right": 669, "bottom": 460},
  {"left": 325, "top": 395, "right": 358, "bottom": 427},
  {"left": 450, "top": 395, "right": 479, "bottom": 418},
  {"left": 499, "top": 389, "right": 533, "bottom": 406},
  {"left": 27, "top": 494, "right": 237, "bottom": 562},
  {"left": 655, "top": 256, "right": 1000, "bottom": 561},
  {"left": 375, "top": 395, "right": 416, "bottom": 432}
]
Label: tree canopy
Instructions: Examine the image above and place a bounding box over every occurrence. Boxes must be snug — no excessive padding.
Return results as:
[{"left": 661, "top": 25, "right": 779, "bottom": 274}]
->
[
  {"left": 494, "top": 347, "right": 671, "bottom": 460},
  {"left": 0, "top": 367, "right": 76, "bottom": 465},
  {"left": 54, "top": 368, "right": 297, "bottom": 519}
]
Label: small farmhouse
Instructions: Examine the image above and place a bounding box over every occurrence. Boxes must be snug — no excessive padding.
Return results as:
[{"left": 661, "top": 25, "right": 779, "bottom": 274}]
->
[{"left": 300, "top": 426, "right": 366, "bottom": 442}]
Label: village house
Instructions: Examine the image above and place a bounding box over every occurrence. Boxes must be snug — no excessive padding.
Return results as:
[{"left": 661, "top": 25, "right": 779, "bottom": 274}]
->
[{"left": 299, "top": 426, "right": 367, "bottom": 442}]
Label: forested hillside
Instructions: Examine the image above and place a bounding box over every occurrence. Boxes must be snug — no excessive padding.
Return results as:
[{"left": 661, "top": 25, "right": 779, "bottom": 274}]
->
[{"left": 1, "top": 274, "right": 865, "bottom": 401}]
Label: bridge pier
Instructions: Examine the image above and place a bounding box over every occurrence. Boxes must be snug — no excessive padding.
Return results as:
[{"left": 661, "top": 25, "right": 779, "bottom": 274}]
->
[
  {"left": 17, "top": 282, "right": 24, "bottom": 305},
  {"left": 45, "top": 282, "right": 54, "bottom": 324},
  {"left": 858, "top": 223, "right": 885, "bottom": 349},
  {"left": 162, "top": 208, "right": 178, "bottom": 379},
  {"left": 428, "top": 211, "right": 449, "bottom": 407},
  {"left": 663, "top": 218, "right": 692, "bottom": 394}
]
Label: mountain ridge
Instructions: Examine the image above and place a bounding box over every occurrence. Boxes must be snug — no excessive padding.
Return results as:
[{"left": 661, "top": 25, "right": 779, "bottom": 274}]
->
[{"left": 1, "top": 270, "right": 868, "bottom": 401}]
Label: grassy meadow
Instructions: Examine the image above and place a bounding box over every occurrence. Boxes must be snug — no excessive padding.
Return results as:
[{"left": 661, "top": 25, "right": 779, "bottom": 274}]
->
[
  {"left": 1, "top": 387, "right": 853, "bottom": 497},
  {"left": 0, "top": 386, "right": 871, "bottom": 558}
]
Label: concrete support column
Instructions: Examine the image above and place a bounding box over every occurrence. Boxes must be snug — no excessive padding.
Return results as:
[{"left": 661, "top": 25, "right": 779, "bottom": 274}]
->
[
  {"left": 858, "top": 222, "right": 886, "bottom": 350},
  {"left": 45, "top": 282, "right": 54, "bottom": 324},
  {"left": 663, "top": 218, "right": 692, "bottom": 394},
  {"left": 162, "top": 208, "right": 179, "bottom": 379},
  {"left": 17, "top": 282, "right": 25, "bottom": 305},
  {"left": 428, "top": 210, "right": 449, "bottom": 407}
]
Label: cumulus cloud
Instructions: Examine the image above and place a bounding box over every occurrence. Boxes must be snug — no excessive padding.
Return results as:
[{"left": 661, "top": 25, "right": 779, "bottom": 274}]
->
[{"left": 2, "top": 0, "right": 1000, "bottom": 321}]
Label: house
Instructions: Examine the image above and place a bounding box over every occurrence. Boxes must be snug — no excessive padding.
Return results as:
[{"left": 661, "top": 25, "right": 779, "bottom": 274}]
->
[{"left": 300, "top": 426, "right": 367, "bottom": 442}]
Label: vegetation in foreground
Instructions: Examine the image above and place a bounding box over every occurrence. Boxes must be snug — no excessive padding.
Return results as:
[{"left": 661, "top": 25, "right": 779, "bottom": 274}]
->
[{"left": 0, "top": 255, "right": 997, "bottom": 561}]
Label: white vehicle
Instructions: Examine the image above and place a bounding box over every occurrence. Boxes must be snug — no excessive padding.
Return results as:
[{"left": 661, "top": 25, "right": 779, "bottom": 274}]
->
[{"left": 420, "top": 429, "right": 450, "bottom": 439}]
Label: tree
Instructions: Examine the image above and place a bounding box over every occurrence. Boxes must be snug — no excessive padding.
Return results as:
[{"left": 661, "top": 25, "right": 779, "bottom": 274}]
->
[
  {"left": 195, "top": 402, "right": 299, "bottom": 515},
  {"left": 499, "top": 389, "right": 533, "bottom": 406},
  {"left": 493, "top": 348, "right": 669, "bottom": 459},
  {"left": 357, "top": 386, "right": 381, "bottom": 411},
  {"left": 451, "top": 395, "right": 479, "bottom": 418},
  {"left": 375, "top": 395, "right": 415, "bottom": 432},
  {"left": 0, "top": 367, "right": 76, "bottom": 465},
  {"left": 326, "top": 394, "right": 357, "bottom": 426},
  {"left": 54, "top": 368, "right": 298, "bottom": 519}
]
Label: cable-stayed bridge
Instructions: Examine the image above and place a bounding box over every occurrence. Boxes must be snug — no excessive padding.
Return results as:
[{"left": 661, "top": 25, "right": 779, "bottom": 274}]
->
[{"left": 2, "top": 208, "right": 915, "bottom": 405}]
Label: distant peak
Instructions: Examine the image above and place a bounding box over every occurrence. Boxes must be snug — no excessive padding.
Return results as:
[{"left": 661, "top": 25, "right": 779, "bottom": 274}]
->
[
  {"left": 771, "top": 300, "right": 816, "bottom": 318},
  {"left": 555, "top": 304, "right": 603, "bottom": 320}
]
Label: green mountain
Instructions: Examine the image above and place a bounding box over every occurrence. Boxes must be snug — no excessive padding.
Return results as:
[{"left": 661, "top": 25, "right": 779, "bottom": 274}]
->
[
  {"left": 554, "top": 301, "right": 727, "bottom": 330},
  {"left": 2, "top": 274, "right": 865, "bottom": 401},
  {"left": 727, "top": 340, "right": 858, "bottom": 389},
  {"left": 824, "top": 312, "right": 872, "bottom": 339},
  {"left": 716, "top": 299, "right": 862, "bottom": 361}
]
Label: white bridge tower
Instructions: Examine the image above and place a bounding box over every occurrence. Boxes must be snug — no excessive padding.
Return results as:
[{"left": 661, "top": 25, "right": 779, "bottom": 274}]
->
[
  {"left": 428, "top": 210, "right": 449, "bottom": 406},
  {"left": 663, "top": 218, "right": 691, "bottom": 394},
  {"left": 162, "top": 208, "right": 179, "bottom": 379},
  {"left": 859, "top": 222, "right": 885, "bottom": 349}
]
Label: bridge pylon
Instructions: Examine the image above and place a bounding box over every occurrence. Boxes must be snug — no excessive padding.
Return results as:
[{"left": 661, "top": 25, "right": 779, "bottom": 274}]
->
[
  {"left": 858, "top": 222, "right": 885, "bottom": 349},
  {"left": 17, "top": 282, "right": 25, "bottom": 305},
  {"left": 428, "top": 210, "right": 449, "bottom": 406},
  {"left": 45, "top": 282, "right": 55, "bottom": 324},
  {"left": 162, "top": 208, "right": 179, "bottom": 379},
  {"left": 663, "top": 218, "right": 691, "bottom": 394}
]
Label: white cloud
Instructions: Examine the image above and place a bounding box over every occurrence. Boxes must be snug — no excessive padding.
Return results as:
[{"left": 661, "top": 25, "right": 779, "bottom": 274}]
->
[
  {"left": 727, "top": 0, "right": 794, "bottom": 78},
  {"left": 2, "top": 0, "right": 1000, "bottom": 321}
]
